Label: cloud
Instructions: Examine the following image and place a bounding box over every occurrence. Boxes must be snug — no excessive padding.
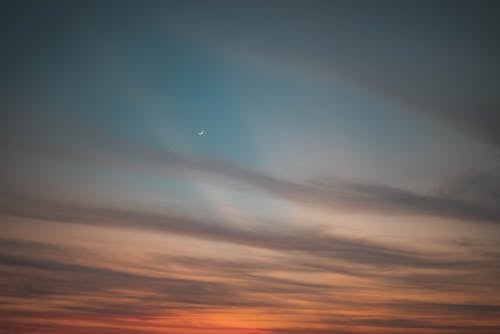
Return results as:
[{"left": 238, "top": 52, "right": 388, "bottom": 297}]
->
[
  {"left": 2, "top": 2, "right": 500, "bottom": 333},
  {"left": 439, "top": 171, "right": 500, "bottom": 205},
  {"left": 0, "top": 193, "right": 479, "bottom": 271},
  {"left": 2, "top": 236, "right": 499, "bottom": 333},
  {"left": 339, "top": 318, "right": 500, "bottom": 332},
  {"left": 0, "top": 249, "right": 252, "bottom": 310},
  {"left": 3, "top": 120, "right": 500, "bottom": 226},
  {"left": 3, "top": 192, "right": 499, "bottom": 317}
]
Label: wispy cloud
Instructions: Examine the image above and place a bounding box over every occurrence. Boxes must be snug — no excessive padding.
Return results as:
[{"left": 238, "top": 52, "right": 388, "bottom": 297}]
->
[
  {"left": 2, "top": 192, "right": 490, "bottom": 271},
  {"left": 5, "top": 122, "right": 500, "bottom": 225},
  {"left": 2, "top": 1, "right": 500, "bottom": 333}
]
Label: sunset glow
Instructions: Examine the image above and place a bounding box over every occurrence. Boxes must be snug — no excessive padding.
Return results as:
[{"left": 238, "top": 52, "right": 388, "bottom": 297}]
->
[{"left": 2, "top": 1, "right": 500, "bottom": 333}]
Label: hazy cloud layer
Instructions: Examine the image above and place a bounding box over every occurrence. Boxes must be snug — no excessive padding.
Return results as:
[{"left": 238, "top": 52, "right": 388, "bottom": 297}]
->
[
  {"left": 1, "top": 236, "right": 499, "bottom": 333},
  {"left": 2, "top": 1, "right": 500, "bottom": 333},
  {"left": 4, "top": 123, "right": 500, "bottom": 225}
]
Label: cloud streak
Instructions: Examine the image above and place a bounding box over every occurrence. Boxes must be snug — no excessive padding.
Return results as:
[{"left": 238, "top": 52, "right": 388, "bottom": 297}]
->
[
  {"left": 1, "top": 192, "right": 487, "bottom": 271},
  {"left": 2, "top": 2, "right": 500, "bottom": 333},
  {"left": 4, "top": 122, "right": 500, "bottom": 226},
  {"left": 2, "top": 236, "right": 499, "bottom": 334}
]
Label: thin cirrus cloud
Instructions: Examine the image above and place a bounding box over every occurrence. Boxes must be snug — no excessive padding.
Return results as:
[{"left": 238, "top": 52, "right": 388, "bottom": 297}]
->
[
  {"left": 2, "top": 1, "right": 500, "bottom": 333},
  {"left": 2, "top": 107, "right": 500, "bottom": 334},
  {"left": 4, "top": 123, "right": 500, "bottom": 225},
  {"left": 1, "top": 233, "right": 499, "bottom": 333}
]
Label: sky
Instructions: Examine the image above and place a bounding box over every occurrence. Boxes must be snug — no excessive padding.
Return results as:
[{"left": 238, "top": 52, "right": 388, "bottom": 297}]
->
[{"left": 1, "top": 1, "right": 500, "bottom": 333}]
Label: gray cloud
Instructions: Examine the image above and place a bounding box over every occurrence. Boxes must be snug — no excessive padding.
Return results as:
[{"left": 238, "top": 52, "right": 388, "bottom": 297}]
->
[
  {"left": 0, "top": 322, "right": 147, "bottom": 334},
  {"left": 4, "top": 120, "right": 500, "bottom": 226},
  {"left": 3, "top": 194, "right": 499, "bottom": 314},
  {"left": 339, "top": 318, "right": 500, "bottom": 332},
  {"left": 2, "top": 2, "right": 500, "bottom": 333},
  {"left": 439, "top": 171, "right": 500, "bottom": 205},
  {"left": 0, "top": 250, "right": 262, "bottom": 311},
  {"left": 0, "top": 193, "right": 479, "bottom": 271},
  {"left": 2, "top": 236, "right": 499, "bottom": 333}
]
